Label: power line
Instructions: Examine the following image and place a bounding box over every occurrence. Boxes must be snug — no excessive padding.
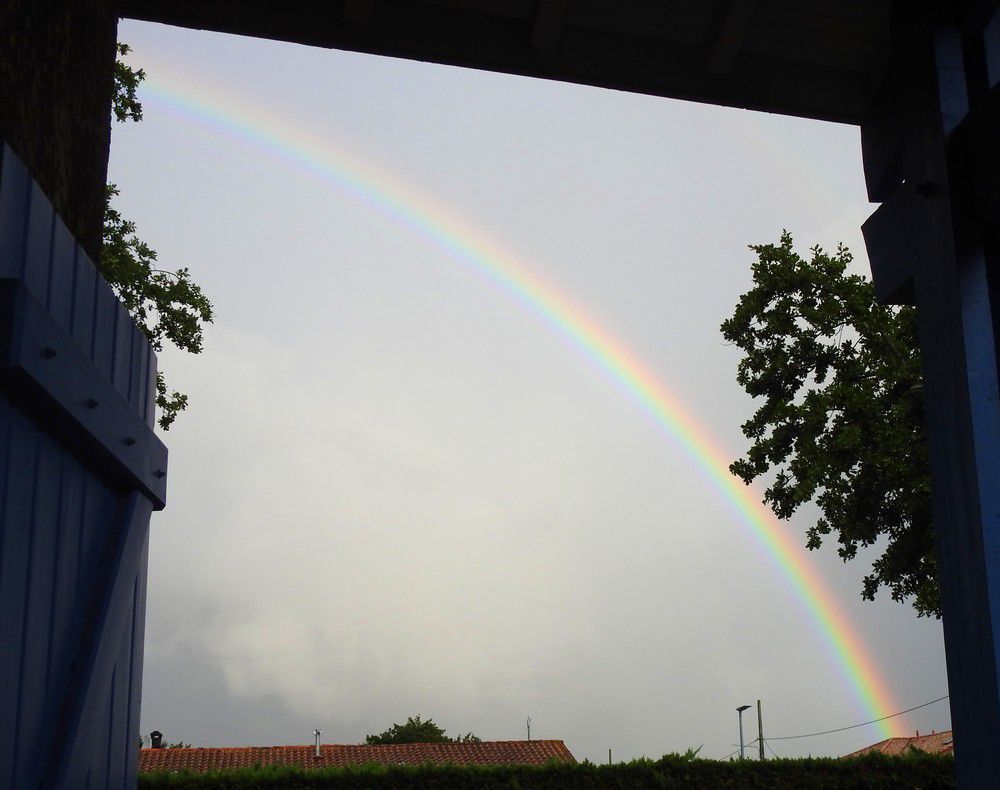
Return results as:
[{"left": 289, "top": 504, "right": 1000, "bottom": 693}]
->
[
  {"left": 723, "top": 738, "right": 775, "bottom": 762},
  {"left": 767, "top": 695, "right": 950, "bottom": 741}
]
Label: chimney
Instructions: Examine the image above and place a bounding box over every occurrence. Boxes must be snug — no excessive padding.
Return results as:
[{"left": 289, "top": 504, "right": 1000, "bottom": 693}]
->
[
  {"left": 150, "top": 731, "right": 163, "bottom": 749},
  {"left": 313, "top": 729, "right": 321, "bottom": 758}
]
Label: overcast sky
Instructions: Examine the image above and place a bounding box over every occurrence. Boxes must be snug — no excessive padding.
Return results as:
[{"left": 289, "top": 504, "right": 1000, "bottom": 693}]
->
[{"left": 111, "top": 20, "right": 950, "bottom": 762}]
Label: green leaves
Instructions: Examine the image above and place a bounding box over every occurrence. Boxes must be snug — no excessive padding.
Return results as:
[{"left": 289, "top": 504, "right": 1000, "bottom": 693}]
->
[
  {"left": 102, "top": 45, "right": 213, "bottom": 430},
  {"left": 113, "top": 44, "right": 145, "bottom": 123},
  {"left": 101, "top": 183, "right": 213, "bottom": 429},
  {"left": 101, "top": 186, "right": 213, "bottom": 356},
  {"left": 722, "top": 233, "right": 938, "bottom": 617}
]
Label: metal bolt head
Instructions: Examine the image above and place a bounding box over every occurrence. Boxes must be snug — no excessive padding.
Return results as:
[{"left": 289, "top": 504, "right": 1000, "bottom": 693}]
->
[
  {"left": 85, "top": 398, "right": 99, "bottom": 409},
  {"left": 124, "top": 437, "right": 136, "bottom": 447},
  {"left": 42, "top": 347, "right": 56, "bottom": 359}
]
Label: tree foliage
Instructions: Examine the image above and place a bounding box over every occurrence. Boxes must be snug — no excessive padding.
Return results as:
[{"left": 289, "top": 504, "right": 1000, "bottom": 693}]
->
[
  {"left": 112, "top": 43, "right": 144, "bottom": 123},
  {"left": 365, "top": 715, "right": 481, "bottom": 745},
  {"left": 103, "top": 44, "right": 213, "bottom": 429},
  {"left": 721, "top": 232, "right": 938, "bottom": 617}
]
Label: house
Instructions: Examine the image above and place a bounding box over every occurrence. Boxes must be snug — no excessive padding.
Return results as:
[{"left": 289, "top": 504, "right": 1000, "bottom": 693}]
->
[
  {"left": 139, "top": 740, "right": 576, "bottom": 773},
  {"left": 843, "top": 730, "right": 953, "bottom": 758}
]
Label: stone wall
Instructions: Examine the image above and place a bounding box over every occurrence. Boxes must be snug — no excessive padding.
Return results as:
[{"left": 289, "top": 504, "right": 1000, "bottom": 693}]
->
[{"left": 0, "top": 0, "right": 118, "bottom": 261}]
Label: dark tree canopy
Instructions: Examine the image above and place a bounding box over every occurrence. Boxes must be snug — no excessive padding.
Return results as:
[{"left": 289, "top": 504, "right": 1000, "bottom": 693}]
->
[
  {"left": 365, "top": 715, "right": 481, "bottom": 745},
  {"left": 721, "top": 232, "right": 938, "bottom": 617}
]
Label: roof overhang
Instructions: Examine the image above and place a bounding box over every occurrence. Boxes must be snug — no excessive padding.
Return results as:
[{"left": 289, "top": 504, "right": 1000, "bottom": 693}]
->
[{"left": 120, "top": 0, "right": 892, "bottom": 125}]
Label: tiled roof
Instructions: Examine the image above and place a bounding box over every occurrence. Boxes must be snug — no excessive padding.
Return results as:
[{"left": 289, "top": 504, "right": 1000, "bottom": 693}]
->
[
  {"left": 843, "top": 730, "right": 954, "bottom": 758},
  {"left": 140, "top": 740, "right": 576, "bottom": 773}
]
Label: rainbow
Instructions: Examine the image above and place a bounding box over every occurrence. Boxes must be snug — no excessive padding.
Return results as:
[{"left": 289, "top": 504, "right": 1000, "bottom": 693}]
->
[{"left": 137, "top": 62, "right": 904, "bottom": 738}]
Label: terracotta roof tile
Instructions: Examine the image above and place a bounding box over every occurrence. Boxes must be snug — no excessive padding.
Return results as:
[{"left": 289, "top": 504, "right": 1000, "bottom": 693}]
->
[
  {"left": 842, "top": 730, "right": 953, "bottom": 758},
  {"left": 140, "top": 740, "right": 576, "bottom": 773}
]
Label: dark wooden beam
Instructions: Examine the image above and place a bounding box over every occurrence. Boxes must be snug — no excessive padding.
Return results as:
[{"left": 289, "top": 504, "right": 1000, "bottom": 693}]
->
[
  {"left": 708, "top": 0, "right": 758, "bottom": 74},
  {"left": 860, "top": 183, "right": 919, "bottom": 304},
  {"left": 531, "top": 0, "right": 567, "bottom": 51},
  {"left": 120, "top": 0, "right": 882, "bottom": 124},
  {"left": 343, "top": 0, "right": 374, "bottom": 24}
]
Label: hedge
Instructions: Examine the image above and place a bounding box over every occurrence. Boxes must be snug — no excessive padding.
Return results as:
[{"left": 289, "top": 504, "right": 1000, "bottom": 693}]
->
[{"left": 139, "top": 753, "right": 954, "bottom": 789}]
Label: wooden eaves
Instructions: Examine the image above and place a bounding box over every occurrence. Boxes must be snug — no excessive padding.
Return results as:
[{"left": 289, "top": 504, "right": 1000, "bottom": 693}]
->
[{"left": 120, "top": 0, "right": 892, "bottom": 124}]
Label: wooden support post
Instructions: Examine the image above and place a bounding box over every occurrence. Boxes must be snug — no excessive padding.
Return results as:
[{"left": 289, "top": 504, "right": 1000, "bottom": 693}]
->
[{"left": 861, "top": 2, "right": 1000, "bottom": 784}]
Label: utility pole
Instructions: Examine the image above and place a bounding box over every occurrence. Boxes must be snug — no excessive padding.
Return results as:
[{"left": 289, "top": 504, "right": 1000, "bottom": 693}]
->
[{"left": 757, "top": 700, "right": 764, "bottom": 761}]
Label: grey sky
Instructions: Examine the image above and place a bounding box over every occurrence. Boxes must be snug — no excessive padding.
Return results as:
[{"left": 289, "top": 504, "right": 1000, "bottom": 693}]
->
[{"left": 112, "top": 20, "right": 949, "bottom": 762}]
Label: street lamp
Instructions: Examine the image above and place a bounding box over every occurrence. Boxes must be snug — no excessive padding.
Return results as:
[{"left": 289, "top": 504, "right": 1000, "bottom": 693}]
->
[{"left": 736, "top": 705, "right": 751, "bottom": 760}]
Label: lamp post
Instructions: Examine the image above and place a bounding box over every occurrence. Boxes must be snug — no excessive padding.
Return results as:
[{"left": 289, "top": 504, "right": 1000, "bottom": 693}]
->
[{"left": 736, "top": 705, "right": 751, "bottom": 760}]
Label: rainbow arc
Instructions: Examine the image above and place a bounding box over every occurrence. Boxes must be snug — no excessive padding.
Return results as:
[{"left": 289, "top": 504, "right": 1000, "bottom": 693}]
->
[{"left": 140, "top": 63, "right": 904, "bottom": 738}]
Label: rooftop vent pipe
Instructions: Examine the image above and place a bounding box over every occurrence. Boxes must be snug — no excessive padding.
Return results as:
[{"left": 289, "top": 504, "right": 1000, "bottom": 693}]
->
[{"left": 313, "top": 729, "right": 321, "bottom": 758}]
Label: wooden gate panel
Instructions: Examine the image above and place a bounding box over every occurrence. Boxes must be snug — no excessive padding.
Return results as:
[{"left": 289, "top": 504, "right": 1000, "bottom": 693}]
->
[
  {"left": 124, "top": 538, "right": 149, "bottom": 789},
  {"left": 53, "top": 495, "right": 151, "bottom": 790},
  {"left": 21, "top": 182, "right": 52, "bottom": 301},
  {"left": 0, "top": 391, "right": 34, "bottom": 782},
  {"left": 16, "top": 426, "right": 63, "bottom": 784},
  {"left": 112, "top": 305, "right": 135, "bottom": 404},
  {"left": 49, "top": 452, "right": 84, "bottom": 690},
  {"left": 0, "top": 390, "right": 134, "bottom": 787},
  {"left": 70, "top": 252, "right": 97, "bottom": 360},
  {"left": 0, "top": 145, "right": 156, "bottom": 425},
  {"left": 0, "top": 141, "right": 165, "bottom": 789},
  {"left": 47, "top": 221, "right": 77, "bottom": 331}
]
